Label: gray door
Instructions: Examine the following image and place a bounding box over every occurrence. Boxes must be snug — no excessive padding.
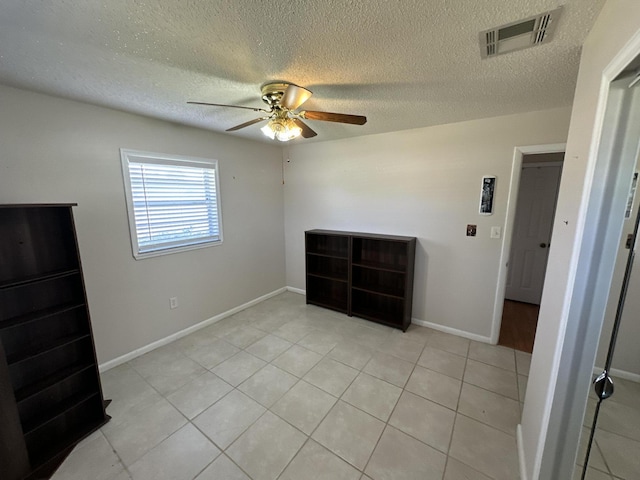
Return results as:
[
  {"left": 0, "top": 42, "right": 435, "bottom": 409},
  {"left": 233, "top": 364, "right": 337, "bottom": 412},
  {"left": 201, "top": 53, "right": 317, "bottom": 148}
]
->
[{"left": 506, "top": 164, "right": 562, "bottom": 304}]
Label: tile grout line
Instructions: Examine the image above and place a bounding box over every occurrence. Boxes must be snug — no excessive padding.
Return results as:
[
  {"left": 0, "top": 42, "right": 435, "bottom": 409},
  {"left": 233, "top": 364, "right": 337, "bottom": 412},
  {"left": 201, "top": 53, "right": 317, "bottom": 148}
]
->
[
  {"left": 188, "top": 329, "right": 283, "bottom": 480},
  {"left": 120, "top": 361, "right": 192, "bottom": 443},
  {"left": 441, "top": 344, "right": 472, "bottom": 479},
  {"left": 101, "top": 360, "right": 193, "bottom": 478},
  {"left": 270, "top": 323, "right": 409, "bottom": 476},
  {"left": 358, "top": 337, "right": 428, "bottom": 477},
  {"left": 594, "top": 437, "right": 616, "bottom": 478},
  {"left": 99, "top": 296, "right": 527, "bottom": 480},
  {"left": 220, "top": 323, "right": 350, "bottom": 479},
  {"left": 263, "top": 317, "right": 388, "bottom": 478},
  {"left": 224, "top": 322, "right": 517, "bottom": 478},
  {"left": 96, "top": 429, "right": 134, "bottom": 480}
]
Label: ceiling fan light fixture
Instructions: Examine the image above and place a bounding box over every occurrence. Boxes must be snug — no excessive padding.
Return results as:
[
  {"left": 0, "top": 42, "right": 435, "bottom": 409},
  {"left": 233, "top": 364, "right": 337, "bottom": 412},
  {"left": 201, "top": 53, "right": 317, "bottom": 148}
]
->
[
  {"left": 261, "top": 117, "right": 302, "bottom": 141},
  {"left": 190, "top": 81, "right": 365, "bottom": 140}
]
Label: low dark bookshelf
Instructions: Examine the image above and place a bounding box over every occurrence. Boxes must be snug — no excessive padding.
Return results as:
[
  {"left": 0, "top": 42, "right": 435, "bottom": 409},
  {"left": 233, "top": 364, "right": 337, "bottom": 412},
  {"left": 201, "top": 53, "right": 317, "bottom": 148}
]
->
[
  {"left": 305, "top": 230, "right": 350, "bottom": 313},
  {"left": 305, "top": 230, "right": 416, "bottom": 331},
  {"left": 0, "top": 205, "right": 110, "bottom": 480}
]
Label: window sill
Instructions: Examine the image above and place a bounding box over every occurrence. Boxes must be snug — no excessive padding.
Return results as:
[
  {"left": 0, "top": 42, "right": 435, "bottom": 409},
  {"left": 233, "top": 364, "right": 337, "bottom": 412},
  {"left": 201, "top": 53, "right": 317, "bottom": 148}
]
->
[{"left": 132, "top": 238, "right": 223, "bottom": 260}]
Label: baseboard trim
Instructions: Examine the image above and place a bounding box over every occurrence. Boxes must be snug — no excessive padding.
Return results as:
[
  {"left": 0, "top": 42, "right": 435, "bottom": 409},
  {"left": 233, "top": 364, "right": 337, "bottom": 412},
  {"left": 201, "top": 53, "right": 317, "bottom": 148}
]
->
[
  {"left": 288, "top": 292, "right": 492, "bottom": 344},
  {"left": 286, "top": 290, "right": 490, "bottom": 345},
  {"left": 286, "top": 286, "right": 306, "bottom": 295},
  {"left": 592, "top": 366, "right": 640, "bottom": 383},
  {"left": 98, "top": 287, "right": 287, "bottom": 373},
  {"left": 411, "top": 318, "right": 492, "bottom": 344},
  {"left": 517, "top": 424, "right": 528, "bottom": 480}
]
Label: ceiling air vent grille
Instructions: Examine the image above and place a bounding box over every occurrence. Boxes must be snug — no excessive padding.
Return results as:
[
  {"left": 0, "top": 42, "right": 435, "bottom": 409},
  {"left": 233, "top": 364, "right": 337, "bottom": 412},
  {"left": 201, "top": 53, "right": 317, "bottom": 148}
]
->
[
  {"left": 485, "top": 31, "right": 496, "bottom": 57},
  {"left": 480, "top": 7, "right": 562, "bottom": 59}
]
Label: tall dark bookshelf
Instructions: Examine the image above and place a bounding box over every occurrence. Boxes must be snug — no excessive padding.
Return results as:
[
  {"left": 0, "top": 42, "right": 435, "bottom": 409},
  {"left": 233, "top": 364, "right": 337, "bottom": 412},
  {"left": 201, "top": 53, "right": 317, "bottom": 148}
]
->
[
  {"left": 305, "top": 230, "right": 416, "bottom": 331},
  {"left": 0, "top": 205, "right": 109, "bottom": 480}
]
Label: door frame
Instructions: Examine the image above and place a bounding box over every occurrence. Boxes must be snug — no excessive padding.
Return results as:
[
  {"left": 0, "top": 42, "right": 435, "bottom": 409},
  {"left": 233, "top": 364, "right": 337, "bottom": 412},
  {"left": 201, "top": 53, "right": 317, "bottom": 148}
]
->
[
  {"left": 505, "top": 161, "right": 564, "bottom": 305},
  {"left": 490, "top": 143, "right": 566, "bottom": 344},
  {"left": 525, "top": 28, "right": 640, "bottom": 479}
]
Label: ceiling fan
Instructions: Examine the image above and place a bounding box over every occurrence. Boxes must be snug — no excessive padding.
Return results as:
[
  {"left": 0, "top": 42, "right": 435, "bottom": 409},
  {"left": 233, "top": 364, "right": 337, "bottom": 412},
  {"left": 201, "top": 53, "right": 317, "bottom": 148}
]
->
[{"left": 188, "top": 81, "right": 367, "bottom": 141}]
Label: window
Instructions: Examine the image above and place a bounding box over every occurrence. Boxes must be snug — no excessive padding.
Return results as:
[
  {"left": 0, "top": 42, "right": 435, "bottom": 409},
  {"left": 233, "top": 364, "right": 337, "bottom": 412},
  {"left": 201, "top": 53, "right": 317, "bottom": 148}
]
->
[{"left": 120, "top": 149, "right": 223, "bottom": 259}]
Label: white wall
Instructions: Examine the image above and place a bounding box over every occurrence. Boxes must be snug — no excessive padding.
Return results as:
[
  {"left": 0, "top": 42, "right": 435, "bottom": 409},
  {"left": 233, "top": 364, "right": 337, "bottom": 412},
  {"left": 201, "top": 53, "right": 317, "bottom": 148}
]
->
[
  {"left": 521, "top": 1, "right": 640, "bottom": 478},
  {"left": 283, "top": 108, "right": 571, "bottom": 340},
  {"left": 0, "top": 84, "right": 286, "bottom": 364}
]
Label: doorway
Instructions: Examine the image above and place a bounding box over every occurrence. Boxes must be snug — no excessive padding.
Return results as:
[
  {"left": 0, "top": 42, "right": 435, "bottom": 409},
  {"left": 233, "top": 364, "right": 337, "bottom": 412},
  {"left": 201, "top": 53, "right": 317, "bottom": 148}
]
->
[
  {"left": 576, "top": 62, "right": 640, "bottom": 480},
  {"left": 498, "top": 153, "right": 564, "bottom": 353}
]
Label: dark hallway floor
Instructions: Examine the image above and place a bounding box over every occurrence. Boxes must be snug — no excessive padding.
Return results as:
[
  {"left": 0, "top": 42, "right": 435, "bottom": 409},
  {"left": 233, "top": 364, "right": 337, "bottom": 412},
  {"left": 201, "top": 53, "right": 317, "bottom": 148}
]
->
[{"left": 498, "top": 300, "right": 540, "bottom": 354}]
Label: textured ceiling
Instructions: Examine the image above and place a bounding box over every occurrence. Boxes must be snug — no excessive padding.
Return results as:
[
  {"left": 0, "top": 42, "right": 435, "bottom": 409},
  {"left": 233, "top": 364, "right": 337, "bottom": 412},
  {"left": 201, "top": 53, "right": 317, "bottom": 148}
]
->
[{"left": 0, "top": 0, "right": 605, "bottom": 144}]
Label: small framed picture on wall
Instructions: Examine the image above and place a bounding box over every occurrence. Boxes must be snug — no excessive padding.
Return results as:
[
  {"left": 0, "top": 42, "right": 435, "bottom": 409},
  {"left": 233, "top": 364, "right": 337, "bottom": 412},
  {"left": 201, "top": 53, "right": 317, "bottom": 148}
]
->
[{"left": 479, "top": 175, "right": 496, "bottom": 215}]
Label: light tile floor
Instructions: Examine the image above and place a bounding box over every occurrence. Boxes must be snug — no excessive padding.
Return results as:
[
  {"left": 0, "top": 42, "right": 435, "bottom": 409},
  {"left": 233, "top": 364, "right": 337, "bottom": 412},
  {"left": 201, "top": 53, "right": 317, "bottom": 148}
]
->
[
  {"left": 575, "top": 375, "right": 640, "bottom": 480},
  {"left": 53, "top": 292, "right": 531, "bottom": 480}
]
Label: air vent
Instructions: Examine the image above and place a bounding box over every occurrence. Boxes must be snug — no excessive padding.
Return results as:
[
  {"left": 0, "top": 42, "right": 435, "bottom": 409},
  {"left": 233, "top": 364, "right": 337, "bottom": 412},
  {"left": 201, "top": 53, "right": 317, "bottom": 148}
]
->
[{"left": 480, "top": 7, "right": 562, "bottom": 59}]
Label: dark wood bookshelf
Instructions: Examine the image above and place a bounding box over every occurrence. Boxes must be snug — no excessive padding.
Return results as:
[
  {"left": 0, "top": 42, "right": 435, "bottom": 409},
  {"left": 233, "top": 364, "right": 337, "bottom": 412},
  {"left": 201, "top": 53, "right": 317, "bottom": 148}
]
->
[
  {"left": 22, "top": 391, "right": 99, "bottom": 436},
  {"left": 305, "top": 230, "right": 349, "bottom": 258},
  {"left": 351, "top": 261, "right": 407, "bottom": 274},
  {"left": 305, "top": 230, "right": 416, "bottom": 331},
  {"left": 0, "top": 302, "right": 87, "bottom": 331},
  {"left": 25, "top": 395, "right": 105, "bottom": 468},
  {"left": 305, "top": 231, "right": 351, "bottom": 314},
  {"left": 7, "top": 333, "right": 91, "bottom": 366},
  {"left": 0, "top": 205, "right": 109, "bottom": 480}
]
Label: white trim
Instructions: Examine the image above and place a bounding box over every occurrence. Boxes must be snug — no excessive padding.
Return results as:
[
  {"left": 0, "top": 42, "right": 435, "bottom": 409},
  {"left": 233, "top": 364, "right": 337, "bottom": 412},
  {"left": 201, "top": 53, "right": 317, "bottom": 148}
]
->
[
  {"left": 412, "top": 318, "right": 492, "bottom": 343},
  {"left": 518, "top": 424, "right": 528, "bottom": 480},
  {"left": 592, "top": 366, "right": 640, "bottom": 383},
  {"left": 532, "top": 79, "right": 612, "bottom": 480},
  {"left": 513, "top": 144, "right": 568, "bottom": 155},
  {"left": 522, "top": 161, "right": 563, "bottom": 168},
  {"left": 286, "top": 286, "right": 306, "bottom": 295},
  {"left": 609, "top": 367, "right": 640, "bottom": 383},
  {"left": 490, "top": 143, "right": 566, "bottom": 344},
  {"left": 98, "top": 287, "right": 286, "bottom": 372},
  {"left": 287, "top": 288, "right": 491, "bottom": 342},
  {"left": 532, "top": 28, "right": 640, "bottom": 480},
  {"left": 119, "top": 148, "right": 224, "bottom": 260}
]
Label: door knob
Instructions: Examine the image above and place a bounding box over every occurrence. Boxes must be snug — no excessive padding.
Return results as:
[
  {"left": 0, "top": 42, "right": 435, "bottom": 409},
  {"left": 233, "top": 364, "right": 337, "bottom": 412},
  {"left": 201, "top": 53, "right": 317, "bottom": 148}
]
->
[{"left": 539, "top": 243, "right": 547, "bottom": 248}]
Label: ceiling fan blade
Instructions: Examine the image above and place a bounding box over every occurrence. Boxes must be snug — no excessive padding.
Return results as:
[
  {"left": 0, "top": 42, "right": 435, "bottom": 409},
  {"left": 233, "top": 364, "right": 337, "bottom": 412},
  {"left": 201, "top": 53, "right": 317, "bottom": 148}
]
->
[
  {"left": 292, "top": 118, "right": 318, "bottom": 138},
  {"left": 188, "top": 101, "right": 269, "bottom": 113},
  {"left": 300, "top": 110, "right": 367, "bottom": 125},
  {"left": 226, "top": 117, "right": 268, "bottom": 132},
  {"left": 281, "top": 84, "right": 312, "bottom": 110}
]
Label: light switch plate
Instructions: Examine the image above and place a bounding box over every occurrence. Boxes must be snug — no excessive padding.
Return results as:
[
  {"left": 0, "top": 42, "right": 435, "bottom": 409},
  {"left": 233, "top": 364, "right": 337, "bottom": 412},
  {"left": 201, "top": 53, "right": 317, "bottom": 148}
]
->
[{"left": 490, "top": 226, "right": 501, "bottom": 239}]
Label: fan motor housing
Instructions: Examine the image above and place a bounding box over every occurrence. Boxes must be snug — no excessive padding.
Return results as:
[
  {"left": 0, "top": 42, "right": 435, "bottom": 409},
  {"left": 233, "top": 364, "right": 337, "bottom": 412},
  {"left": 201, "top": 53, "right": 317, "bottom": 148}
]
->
[{"left": 261, "top": 81, "right": 291, "bottom": 106}]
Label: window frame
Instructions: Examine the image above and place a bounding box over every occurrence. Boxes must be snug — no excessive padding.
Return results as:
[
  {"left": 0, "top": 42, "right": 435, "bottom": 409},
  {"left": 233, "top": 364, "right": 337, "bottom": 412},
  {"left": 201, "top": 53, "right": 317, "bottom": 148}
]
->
[{"left": 120, "top": 148, "right": 223, "bottom": 260}]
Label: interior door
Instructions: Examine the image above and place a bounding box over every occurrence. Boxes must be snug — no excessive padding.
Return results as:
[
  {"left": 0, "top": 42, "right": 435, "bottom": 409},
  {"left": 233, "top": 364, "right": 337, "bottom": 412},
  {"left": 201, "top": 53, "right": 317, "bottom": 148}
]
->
[
  {"left": 506, "top": 164, "right": 562, "bottom": 304},
  {"left": 579, "top": 177, "right": 640, "bottom": 479}
]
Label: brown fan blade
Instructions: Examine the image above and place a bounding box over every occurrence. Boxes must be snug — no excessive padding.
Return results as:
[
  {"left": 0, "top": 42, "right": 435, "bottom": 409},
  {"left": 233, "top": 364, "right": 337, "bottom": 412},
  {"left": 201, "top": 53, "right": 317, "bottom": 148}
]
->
[
  {"left": 281, "top": 84, "right": 312, "bottom": 111},
  {"left": 300, "top": 111, "right": 367, "bottom": 125},
  {"left": 292, "top": 118, "right": 318, "bottom": 138},
  {"left": 226, "top": 117, "right": 268, "bottom": 132},
  {"left": 188, "top": 101, "right": 269, "bottom": 113}
]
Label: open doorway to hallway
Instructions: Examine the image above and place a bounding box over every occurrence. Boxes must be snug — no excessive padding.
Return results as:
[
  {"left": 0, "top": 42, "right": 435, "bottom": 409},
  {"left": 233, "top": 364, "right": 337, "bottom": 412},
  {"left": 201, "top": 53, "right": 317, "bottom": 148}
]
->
[{"left": 498, "top": 152, "right": 564, "bottom": 353}]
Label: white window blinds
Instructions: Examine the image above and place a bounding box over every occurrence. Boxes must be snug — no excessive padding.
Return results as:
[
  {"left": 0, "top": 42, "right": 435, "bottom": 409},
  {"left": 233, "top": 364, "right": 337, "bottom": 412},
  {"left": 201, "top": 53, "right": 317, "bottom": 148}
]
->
[{"left": 120, "top": 150, "right": 223, "bottom": 259}]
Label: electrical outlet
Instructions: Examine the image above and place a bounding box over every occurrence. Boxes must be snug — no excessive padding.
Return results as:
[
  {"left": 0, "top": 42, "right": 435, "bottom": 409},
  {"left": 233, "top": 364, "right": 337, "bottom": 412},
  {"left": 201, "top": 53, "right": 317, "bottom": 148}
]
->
[
  {"left": 491, "top": 226, "right": 501, "bottom": 239},
  {"left": 170, "top": 297, "right": 178, "bottom": 309}
]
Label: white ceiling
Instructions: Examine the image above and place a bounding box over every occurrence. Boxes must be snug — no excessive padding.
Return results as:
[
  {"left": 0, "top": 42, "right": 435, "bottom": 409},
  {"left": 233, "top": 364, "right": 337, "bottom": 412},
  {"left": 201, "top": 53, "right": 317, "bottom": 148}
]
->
[{"left": 0, "top": 0, "right": 605, "bottom": 144}]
